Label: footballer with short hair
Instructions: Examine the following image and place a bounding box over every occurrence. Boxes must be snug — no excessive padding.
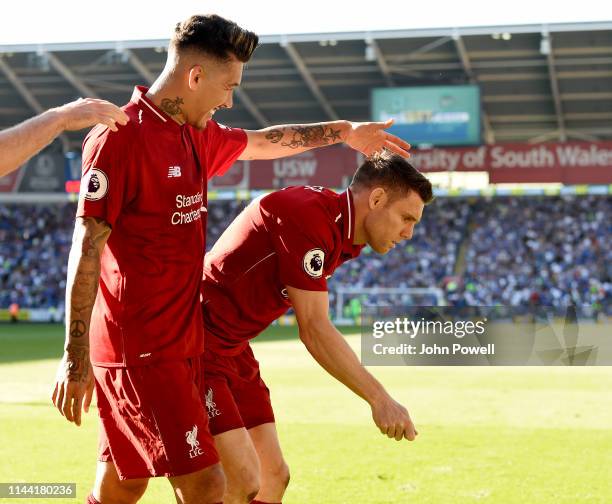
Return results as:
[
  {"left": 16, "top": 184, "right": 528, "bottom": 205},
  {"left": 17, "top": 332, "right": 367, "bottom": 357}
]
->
[
  {"left": 50, "top": 12, "right": 413, "bottom": 504},
  {"left": 201, "top": 151, "right": 433, "bottom": 504}
]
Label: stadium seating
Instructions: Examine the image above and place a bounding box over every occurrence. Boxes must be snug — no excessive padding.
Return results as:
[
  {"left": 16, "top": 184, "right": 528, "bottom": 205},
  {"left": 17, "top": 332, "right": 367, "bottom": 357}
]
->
[{"left": 0, "top": 196, "right": 610, "bottom": 314}]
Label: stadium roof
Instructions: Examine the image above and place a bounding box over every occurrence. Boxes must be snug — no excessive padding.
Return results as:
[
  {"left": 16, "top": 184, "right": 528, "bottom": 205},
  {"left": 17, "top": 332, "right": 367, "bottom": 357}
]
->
[{"left": 1, "top": 21, "right": 612, "bottom": 150}]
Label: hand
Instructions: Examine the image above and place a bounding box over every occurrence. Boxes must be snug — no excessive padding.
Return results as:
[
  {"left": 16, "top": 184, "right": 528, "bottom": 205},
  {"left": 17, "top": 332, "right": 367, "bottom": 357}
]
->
[
  {"left": 53, "top": 98, "right": 129, "bottom": 133},
  {"left": 51, "top": 344, "right": 94, "bottom": 426},
  {"left": 371, "top": 395, "right": 418, "bottom": 441},
  {"left": 346, "top": 119, "right": 411, "bottom": 158}
]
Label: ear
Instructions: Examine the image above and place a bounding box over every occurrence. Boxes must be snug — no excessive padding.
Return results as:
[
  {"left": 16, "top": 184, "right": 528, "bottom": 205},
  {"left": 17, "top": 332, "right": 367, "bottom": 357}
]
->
[
  {"left": 368, "top": 187, "right": 387, "bottom": 210},
  {"left": 188, "top": 65, "right": 204, "bottom": 90}
]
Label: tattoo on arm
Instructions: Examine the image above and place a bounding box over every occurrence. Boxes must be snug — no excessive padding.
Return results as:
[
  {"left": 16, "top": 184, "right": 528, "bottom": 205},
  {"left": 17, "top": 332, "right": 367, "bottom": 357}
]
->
[
  {"left": 64, "top": 217, "right": 111, "bottom": 376},
  {"left": 160, "top": 97, "right": 184, "bottom": 117},
  {"left": 265, "top": 125, "right": 343, "bottom": 149},
  {"left": 265, "top": 129, "right": 284, "bottom": 144},
  {"left": 64, "top": 344, "right": 90, "bottom": 383},
  {"left": 69, "top": 320, "right": 86, "bottom": 339}
]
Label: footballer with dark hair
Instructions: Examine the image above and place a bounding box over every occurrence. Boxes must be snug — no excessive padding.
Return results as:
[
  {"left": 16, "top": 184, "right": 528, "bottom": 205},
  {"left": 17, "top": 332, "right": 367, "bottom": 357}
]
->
[
  {"left": 201, "top": 152, "right": 433, "bottom": 503},
  {"left": 50, "top": 13, "right": 413, "bottom": 504}
]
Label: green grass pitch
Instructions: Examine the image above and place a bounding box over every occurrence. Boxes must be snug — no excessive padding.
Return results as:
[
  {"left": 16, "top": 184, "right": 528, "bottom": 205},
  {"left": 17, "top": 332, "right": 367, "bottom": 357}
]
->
[{"left": 1, "top": 324, "right": 611, "bottom": 503}]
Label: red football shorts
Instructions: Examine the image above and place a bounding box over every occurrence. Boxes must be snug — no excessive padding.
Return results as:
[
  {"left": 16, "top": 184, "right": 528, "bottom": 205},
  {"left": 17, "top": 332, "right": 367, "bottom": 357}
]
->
[
  {"left": 94, "top": 357, "right": 219, "bottom": 480},
  {"left": 201, "top": 344, "right": 275, "bottom": 436}
]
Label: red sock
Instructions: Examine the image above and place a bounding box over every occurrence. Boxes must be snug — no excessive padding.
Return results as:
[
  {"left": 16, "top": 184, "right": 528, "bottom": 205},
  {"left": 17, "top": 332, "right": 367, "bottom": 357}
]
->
[{"left": 86, "top": 495, "right": 101, "bottom": 504}]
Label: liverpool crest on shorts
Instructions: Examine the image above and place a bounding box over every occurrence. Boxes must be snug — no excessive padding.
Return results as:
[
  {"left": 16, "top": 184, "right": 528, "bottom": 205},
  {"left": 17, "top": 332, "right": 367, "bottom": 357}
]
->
[
  {"left": 185, "top": 425, "right": 204, "bottom": 458},
  {"left": 205, "top": 388, "right": 221, "bottom": 419}
]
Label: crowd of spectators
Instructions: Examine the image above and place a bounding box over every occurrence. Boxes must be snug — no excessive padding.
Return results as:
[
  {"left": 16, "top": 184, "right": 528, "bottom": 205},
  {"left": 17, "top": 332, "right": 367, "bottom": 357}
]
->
[
  {"left": 457, "top": 195, "right": 611, "bottom": 313},
  {"left": 0, "top": 204, "right": 74, "bottom": 310},
  {"left": 1, "top": 195, "right": 610, "bottom": 315}
]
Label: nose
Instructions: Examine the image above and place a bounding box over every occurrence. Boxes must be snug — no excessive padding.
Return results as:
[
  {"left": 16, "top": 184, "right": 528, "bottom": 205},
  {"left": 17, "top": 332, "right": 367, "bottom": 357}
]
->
[
  {"left": 400, "top": 224, "right": 414, "bottom": 241},
  {"left": 223, "top": 90, "right": 234, "bottom": 110}
]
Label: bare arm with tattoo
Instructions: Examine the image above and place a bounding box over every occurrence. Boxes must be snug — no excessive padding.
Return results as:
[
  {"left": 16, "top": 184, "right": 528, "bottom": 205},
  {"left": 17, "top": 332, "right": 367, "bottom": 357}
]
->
[
  {"left": 238, "top": 118, "right": 411, "bottom": 161},
  {"left": 51, "top": 216, "right": 111, "bottom": 426}
]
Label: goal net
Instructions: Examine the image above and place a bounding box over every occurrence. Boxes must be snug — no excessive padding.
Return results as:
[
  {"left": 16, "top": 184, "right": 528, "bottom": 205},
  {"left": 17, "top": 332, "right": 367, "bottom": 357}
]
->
[{"left": 332, "top": 286, "right": 446, "bottom": 326}]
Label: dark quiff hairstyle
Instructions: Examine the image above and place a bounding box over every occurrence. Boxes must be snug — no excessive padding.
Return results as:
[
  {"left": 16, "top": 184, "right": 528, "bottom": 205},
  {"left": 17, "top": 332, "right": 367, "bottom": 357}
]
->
[
  {"left": 171, "top": 14, "right": 259, "bottom": 63},
  {"left": 350, "top": 151, "right": 434, "bottom": 204}
]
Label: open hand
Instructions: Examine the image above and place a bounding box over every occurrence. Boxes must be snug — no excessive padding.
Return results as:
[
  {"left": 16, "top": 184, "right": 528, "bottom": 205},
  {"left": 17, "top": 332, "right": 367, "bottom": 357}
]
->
[{"left": 346, "top": 119, "right": 411, "bottom": 158}]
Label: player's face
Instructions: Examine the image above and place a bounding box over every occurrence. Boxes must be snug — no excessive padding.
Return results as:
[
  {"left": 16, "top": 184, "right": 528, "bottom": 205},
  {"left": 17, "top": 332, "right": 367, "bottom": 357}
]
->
[
  {"left": 190, "top": 56, "right": 244, "bottom": 129},
  {"left": 364, "top": 189, "right": 424, "bottom": 254}
]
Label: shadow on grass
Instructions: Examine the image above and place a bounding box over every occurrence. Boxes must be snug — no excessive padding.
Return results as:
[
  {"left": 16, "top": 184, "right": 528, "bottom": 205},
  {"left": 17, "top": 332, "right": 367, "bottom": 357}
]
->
[{"left": 0, "top": 323, "right": 363, "bottom": 364}]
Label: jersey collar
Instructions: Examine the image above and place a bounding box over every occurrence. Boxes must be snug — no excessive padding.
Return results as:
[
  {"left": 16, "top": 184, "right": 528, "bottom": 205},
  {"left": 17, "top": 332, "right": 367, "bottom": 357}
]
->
[
  {"left": 340, "top": 188, "right": 362, "bottom": 256},
  {"left": 130, "top": 85, "right": 181, "bottom": 129}
]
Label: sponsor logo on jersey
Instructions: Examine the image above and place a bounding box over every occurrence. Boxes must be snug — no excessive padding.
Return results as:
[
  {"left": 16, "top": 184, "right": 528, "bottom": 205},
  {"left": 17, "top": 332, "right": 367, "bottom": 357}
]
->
[
  {"left": 171, "top": 192, "right": 203, "bottom": 225},
  {"left": 168, "top": 166, "right": 182, "bottom": 178},
  {"left": 83, "top": 168, "right": 109, "bottom": 201},
  {"left": 303, "top": 248, "right": 325, "bottom": 278}
]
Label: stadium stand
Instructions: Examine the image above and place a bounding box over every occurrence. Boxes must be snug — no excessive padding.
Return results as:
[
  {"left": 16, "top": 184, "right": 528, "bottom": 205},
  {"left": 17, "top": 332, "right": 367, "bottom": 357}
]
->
[{"left": 1, "top": 195, "right": 609, "bottom": 316}]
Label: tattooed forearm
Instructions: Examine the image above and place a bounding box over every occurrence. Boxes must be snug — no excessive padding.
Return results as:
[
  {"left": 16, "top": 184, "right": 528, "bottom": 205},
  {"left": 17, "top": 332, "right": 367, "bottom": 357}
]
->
[
  {"left": 64, "top": 217, "right": 111, "bottom": 357},
  {"left": 241, "top": 121, "right": 351, "bottom": 160},
  {"left": 64, "top": 343, "right": 90, "bottom": 383},
  {"left": 265, "top": 129, "right": 284, "bottom": 144},
  {"left": 71, "top": 270, "right": 100, "bottom": 313},
  {"left": 69, "top": 320, "right": 86, "bottom": 339},
  {"left": 70, "top": 235, "right": 101, "bottom": 313},
  {"left": 266, "top": 124, "right": 344, "bottom": 149},
  {"left": 160, "top": 97, "right": 184, "bottom": 117}
]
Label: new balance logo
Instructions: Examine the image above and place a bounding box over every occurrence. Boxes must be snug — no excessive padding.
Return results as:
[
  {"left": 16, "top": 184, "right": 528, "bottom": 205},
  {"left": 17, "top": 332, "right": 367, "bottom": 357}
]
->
[
  {"left": 168, "top": 166, "right": 182, "bottom": 178},
  {"left": 185, "top": 425, "right": 204, "bottom": 459}
]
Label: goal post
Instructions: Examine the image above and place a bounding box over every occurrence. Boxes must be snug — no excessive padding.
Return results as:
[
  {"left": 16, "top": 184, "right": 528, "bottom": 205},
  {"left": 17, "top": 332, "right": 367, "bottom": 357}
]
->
[{"left": 332, "top": 286, "right": 446, "bottom": 326}]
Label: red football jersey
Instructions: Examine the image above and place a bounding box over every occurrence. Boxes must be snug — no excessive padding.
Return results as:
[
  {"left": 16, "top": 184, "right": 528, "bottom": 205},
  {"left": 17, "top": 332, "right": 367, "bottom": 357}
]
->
[
  {"left": 77, "top": 86, "right": 247, "bottom": 366},
  {"left": 202, "top": 186, "right": 364, "bottom": 356}
]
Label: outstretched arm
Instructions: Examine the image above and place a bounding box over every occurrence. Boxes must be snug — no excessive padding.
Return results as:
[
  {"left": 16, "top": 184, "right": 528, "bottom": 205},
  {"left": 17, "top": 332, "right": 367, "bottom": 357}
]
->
[
  {"left": 0, "top": 98, "right": 128, "bottom": 177},
  {"left": 239, "top": 118, "right": 410, "bottom": 160},
  {"left": 51, "top": 216, "right": 112, "bottom": 426},
  {"left": 287, "top": 286, "right": 417, "bottom": 441}
]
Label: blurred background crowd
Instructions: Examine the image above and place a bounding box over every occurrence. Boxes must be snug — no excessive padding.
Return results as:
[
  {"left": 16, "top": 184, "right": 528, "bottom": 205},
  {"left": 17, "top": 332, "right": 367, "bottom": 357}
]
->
[{"left": 2, "top": 194, "right": 609, "bottom": 317}]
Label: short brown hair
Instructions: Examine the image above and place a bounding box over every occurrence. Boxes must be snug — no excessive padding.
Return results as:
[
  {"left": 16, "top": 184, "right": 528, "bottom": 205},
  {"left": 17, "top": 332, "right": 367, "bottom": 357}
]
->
[
  {"left": 172, "top": 14, "right": 259, "bottom": 63},
  {"left": 350, "top": 151, "right": 434, "bottom": 204}
]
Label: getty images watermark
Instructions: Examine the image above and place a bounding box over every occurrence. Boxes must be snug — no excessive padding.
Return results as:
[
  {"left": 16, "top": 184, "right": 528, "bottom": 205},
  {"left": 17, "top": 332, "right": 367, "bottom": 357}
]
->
[
  {"left": 361, "top": 306, "right": 611, "bottom": 366},
  {"left": 372, "top": 316, "right": 490, "bottom": 357}
]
